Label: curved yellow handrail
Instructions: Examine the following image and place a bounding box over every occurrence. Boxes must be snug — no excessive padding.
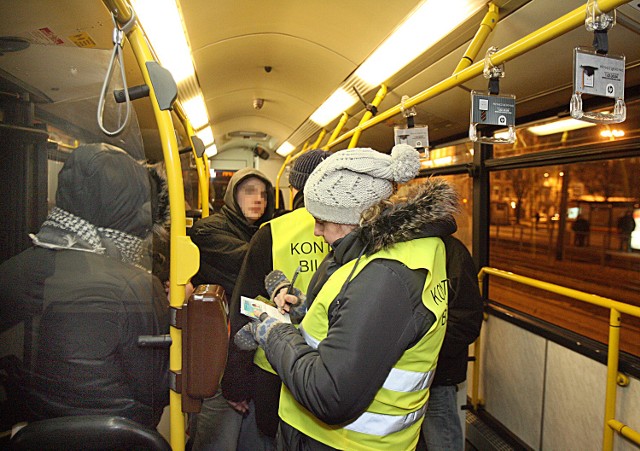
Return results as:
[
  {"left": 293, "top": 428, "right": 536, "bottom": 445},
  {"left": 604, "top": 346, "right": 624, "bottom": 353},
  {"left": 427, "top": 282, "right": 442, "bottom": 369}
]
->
[{"left": 104, "top": 1, "right": 199, "bottom": 449}]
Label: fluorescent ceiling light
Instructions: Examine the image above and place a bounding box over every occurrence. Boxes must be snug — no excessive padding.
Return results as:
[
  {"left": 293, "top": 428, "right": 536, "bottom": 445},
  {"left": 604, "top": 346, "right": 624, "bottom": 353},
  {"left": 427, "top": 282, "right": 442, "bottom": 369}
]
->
[
  {"left": 355, "top": 0, "right": 484, "bottom": 87},
  {"left": 195, "top": 126, "right": 214, "bottom": 147},
  {"left": 276, "top": 141, "right": 295, "bottom": 156},
  {"left": 131, "top": 0, "right": 194, "bottom": 83},
  {"left": 310, "top": 88, "right": 357, "bottom": 127},
  {"left": 182, "top": 96, "right": 209, "bottom": 130},
  {"left": 528, "top": 118, "right": 597, "bottom": 136},
  {"left": 205, "top": 143, "right": 218, "bottom": 158}
]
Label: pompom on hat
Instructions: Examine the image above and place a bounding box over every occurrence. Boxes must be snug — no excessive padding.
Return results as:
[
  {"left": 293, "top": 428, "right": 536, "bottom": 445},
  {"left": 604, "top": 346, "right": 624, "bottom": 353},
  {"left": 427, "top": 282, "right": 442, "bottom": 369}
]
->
[
  {"left": 289, "top": 149, "right": 328, "bottom": 191},
  {"left": 304, "top": 144, "right": 421, "bottom": 225}
]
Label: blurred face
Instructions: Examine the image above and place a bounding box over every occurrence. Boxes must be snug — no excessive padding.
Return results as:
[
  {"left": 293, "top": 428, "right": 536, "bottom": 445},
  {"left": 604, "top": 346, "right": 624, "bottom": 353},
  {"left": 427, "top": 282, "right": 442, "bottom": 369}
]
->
[
  {"left": 237, "top": 177, "right": 268, "bottom": 223},
  {"left": 314, "top": 219, "right": 357, "bottom": 245}
]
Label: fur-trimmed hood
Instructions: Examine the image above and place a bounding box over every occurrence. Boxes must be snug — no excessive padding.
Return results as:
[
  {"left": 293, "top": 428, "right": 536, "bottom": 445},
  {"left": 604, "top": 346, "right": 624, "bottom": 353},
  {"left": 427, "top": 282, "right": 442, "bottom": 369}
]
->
[{"left": 358, "top": 178, "right": 459, "bottom": 255}]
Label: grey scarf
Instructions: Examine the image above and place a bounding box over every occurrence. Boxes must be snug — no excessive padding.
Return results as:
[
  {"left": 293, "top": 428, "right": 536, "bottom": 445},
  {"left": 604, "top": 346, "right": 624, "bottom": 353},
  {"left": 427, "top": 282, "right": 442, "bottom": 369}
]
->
[{"left": 30, "top": 207, "right": 146, "bottom": 268}]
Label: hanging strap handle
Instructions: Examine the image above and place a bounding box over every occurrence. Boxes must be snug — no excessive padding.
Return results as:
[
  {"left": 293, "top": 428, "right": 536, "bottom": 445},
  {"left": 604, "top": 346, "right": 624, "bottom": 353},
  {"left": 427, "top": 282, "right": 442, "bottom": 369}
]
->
[
  {"left": 483, "top": 46, "right": 504, "bottom": 95},
  {"left": 97, "top": 9, "right": 136, "bottom": 136}
]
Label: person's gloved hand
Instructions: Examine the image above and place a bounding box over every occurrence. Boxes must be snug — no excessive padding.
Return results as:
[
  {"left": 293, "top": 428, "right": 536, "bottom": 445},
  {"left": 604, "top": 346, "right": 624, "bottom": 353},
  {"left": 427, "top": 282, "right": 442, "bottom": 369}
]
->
[
  {"left": 265, "top": 270, "right": 305, "bottom": 312},
  {"left": 234, "top": 313, "right": 282, "bottom": 351}
]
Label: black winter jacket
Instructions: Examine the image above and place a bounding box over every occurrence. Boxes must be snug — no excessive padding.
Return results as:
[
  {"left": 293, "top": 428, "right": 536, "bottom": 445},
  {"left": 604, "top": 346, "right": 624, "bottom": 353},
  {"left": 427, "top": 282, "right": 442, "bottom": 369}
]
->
[
  {"left": 189, "top": 168, "right": 274, "bottom": 294},
  {"left": 433, "top": 236, "right": 484, "bottom": 386},
  {"left": 263, "top": 180, "right": 459, "bottom": 450},
  {"left": 0, "top": 247, "right": 170, "bottom": 428},
  {"left": 222, "top": 192, "right": 304, "bottom": 437},
  {"left": 0, "top": 144, "right": 170, "bottom": 428}
]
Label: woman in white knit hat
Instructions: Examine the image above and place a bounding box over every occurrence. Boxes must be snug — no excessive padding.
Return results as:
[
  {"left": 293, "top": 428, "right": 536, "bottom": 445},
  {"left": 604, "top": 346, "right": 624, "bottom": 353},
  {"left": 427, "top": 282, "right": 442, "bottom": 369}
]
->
[{"left": 236, "top": 144, "right": 459, "bottom": 451}]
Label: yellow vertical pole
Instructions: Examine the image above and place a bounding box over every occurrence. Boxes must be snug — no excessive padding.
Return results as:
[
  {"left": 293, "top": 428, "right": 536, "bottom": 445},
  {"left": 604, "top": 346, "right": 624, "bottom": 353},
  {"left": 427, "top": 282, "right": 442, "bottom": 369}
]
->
[
  {"left": 348, "top": 84, "right": 387, "bottom": 148},
  {"left": 603, "top": 308, "right": 621, "bottom": 451},
  {"left": 173, "top": 104, "right": 209, "bottom": 218},
  {"left": 202, "top": 155, "right": 211, "bottom": 218},
  {"left": 453, "top": 3, "right": 499, "bottom": 74},
  {"left": 311, "top": 129, "right": 327, "bottom": 149},
  {"left": 275, "top": 153, "right": 292, "bottom": 210},
  {"left": 301, "top": 141, "right": 310, "bottom": 152},
  {"left": 323, "top": 112, "right": 349, "bottom": 150},
  {"left": 104, "top": 2, "right": 199, "bottom": 450}
]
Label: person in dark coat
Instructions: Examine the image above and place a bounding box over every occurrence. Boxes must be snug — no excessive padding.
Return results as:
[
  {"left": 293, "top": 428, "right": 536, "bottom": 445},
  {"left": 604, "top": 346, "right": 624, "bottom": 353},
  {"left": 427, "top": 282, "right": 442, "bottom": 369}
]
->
[
  {"left": 222, "top": 150, "right": 329, "bottom": 447},
  {"left": 421, "top": 235, "right": 483, "bottom": 450},
  {"left": 617, "top": 210, "right": 636, "bottom": 252},
  {"left": 189, "top": 168, "right": 275, "bottom": 295},
  {"left": 187, "top": 167, "right": 275, "bottom": 451},
  {"left": 0, "top": 143, "right": 170, "bottom": 429},
  {"left": 571, "top": 215, "right": 590, "bottom": 247}
]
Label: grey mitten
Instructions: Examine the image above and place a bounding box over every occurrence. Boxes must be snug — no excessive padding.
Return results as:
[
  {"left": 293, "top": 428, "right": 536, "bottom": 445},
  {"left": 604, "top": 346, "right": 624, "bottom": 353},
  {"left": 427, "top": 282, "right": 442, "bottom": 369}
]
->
[
  {"left": 235, "top": 322, "right": 259, "bottom": 351},
  {"left": 234, "top": 313, "right": 282, "bottom": 351},
  {"left": 265, "top": 269, "right": 305, "bottom": 305}
]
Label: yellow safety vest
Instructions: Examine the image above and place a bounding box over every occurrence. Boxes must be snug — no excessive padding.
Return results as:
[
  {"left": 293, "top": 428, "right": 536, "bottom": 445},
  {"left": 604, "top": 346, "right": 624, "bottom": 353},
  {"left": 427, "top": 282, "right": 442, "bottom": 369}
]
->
[
  {"left": 279, "top": 237, "right": 448, "bottom": 451},
  {"left": 253, "top": 208, "right": 329, "bottom": 374}
]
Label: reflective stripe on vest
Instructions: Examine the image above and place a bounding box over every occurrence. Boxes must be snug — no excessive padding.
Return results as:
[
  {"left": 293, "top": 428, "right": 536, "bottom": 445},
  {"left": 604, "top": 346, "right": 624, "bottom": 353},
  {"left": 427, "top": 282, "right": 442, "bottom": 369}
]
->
[
  {"left": 344, "top": 403, "right": 428, "bottom": 436},
  {"left": 253, "top": 208, "right": 328, "bottom": 374},
  {"left": 279, "top": 237, "right": 448, "bottom": 450}
]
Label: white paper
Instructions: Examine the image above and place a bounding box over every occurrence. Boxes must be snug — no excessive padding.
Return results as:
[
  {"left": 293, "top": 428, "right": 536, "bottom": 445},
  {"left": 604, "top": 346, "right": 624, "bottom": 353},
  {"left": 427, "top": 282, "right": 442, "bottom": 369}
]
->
[{"left": 241, "top": 296, "right": 291, "bottom": 323}]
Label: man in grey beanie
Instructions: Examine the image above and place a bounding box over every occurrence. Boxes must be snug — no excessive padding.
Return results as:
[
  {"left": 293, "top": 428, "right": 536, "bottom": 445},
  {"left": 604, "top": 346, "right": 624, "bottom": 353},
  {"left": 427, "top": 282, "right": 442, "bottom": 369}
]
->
[
  {"left": 221, "top": 149, "right": 331, "bottom": 448},
  {"left": 236, "top": 144, "right": 460, "bottom": 450}
]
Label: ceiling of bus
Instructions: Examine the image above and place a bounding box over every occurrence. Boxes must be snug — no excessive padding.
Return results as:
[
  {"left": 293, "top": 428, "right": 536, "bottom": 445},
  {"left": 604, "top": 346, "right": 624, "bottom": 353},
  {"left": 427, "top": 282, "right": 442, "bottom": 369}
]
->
[{"left": 0, "top": 0, "right": 639, "bottom": 161}]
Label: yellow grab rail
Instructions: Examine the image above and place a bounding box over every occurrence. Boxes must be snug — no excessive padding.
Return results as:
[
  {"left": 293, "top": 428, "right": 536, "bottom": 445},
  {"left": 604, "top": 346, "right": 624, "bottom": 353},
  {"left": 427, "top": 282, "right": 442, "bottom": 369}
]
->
[
  {"left": 347, "top": 84, "right": 387, "bottom": 148},
  {"left": 274, "top": 153, "right": 292, "bottom": 210},
  {"left": 104, "top": 1, "right": 199, "bottom": 449},
  {"left": 325, "top": 0, "right": 630, "bottom": 149},
  {"left": 323, "top": 112, "right": 349, "bottom": 150},
  {"left": 453, "top": 3, "right": 499, "bottom": 74},
  {"left": 174, "top": 103, "right": 210, "bottom": 218},
  {"left": 477, "top": 267, "right": 640, "bottom": 451},
  {"left": 311, "top": 129, "right": 327, "bottom": 150}
]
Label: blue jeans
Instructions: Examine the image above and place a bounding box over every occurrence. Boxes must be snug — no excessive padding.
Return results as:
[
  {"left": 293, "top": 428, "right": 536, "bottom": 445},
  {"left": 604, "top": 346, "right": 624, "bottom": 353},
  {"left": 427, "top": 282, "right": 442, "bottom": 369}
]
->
[
  {"left": 422, "top": 385, "right": 463, "bottom": 451},
  {"left": 191, "top": 390, "right": 275, "bottom": 451}
]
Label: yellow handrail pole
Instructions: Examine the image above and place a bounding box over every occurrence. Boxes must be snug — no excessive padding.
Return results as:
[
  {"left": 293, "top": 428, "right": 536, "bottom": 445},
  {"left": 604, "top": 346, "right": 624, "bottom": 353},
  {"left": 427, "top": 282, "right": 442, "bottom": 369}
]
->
[
  {"left": 325, "top": 0, "right": 630, "bottom": 149},
  {"left": 275, "top": 153, "right": 293, "bottom": 210},
  {"left": 105, "top": 2, "right": 199, "bottom": 449},
  {"left": 301, "top": 141, "right": 310, "bottom": 152},
  {"left": 312, "top": 129, "right": 327, "bottom": 149},
  {"left": 478, "top": 268, "right": 640, "bottom": 316},
  {"left": 471, "top": 333, "right": 482, "bottom": 410},
  {"left": 473, "top": 272, "right": 488, "bottom": 410},
  {"left": 174, "top": 103, "right": 210, "bottom": 218},
  {"left": 608, "top": 419, "right": 640, "bottom": 446},
  {"left": 203, "top": 156, "right": 211, "bottom": 216},
  {"left": 603, "top": 308, "right": 621, "bottom": 451},
  {"left": 323, "top": 112, "right": 349, "bottom": 150},
  {"left": 478, "top": 267, "right": 640, "bottom": 449},
  {"left": 348, "top": 84, "right": 387, "bottom": 148},
  {"left": 453, "top": 3, "right": 499, "bottom": 74}
]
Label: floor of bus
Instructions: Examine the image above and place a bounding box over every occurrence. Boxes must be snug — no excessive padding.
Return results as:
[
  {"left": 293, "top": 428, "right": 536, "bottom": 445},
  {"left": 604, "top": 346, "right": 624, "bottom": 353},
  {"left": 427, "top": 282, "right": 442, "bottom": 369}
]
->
[{"left": 464, "top": 409, "right": 525, "bottom": 451}]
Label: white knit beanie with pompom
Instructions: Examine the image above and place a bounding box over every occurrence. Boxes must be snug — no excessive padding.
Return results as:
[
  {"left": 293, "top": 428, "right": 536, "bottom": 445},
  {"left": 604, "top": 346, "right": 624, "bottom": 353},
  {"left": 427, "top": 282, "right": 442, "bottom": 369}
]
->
[{"left": 304, "top": 144, "right": 420, "bottom": 225}]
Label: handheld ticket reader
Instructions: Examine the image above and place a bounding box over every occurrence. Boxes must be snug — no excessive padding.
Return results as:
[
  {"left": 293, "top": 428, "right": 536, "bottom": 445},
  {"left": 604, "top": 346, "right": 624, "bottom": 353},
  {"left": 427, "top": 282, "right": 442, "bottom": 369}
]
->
[
  {"left": 469, "top": 47, "right": 516, "bottom": 144},
  {"left": 569, "top": 0, "right": 625, "bottom": 124}
]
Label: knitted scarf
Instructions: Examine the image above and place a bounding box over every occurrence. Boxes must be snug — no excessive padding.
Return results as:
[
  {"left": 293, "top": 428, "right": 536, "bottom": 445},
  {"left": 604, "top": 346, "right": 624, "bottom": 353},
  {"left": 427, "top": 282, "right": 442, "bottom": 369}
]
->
[{"left": 30, "top": 207, "right": 145, "bottom": 268}]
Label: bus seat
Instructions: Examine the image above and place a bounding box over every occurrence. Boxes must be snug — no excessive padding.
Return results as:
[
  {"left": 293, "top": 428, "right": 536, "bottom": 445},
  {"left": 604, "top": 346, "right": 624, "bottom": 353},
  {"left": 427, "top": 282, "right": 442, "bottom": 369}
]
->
[{"left": 8, "top": 415, "right": 171, "bottom": 451}]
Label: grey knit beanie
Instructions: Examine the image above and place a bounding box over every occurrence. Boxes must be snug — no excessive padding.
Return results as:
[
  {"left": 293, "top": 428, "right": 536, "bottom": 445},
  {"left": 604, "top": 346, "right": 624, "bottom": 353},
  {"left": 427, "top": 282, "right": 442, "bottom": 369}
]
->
[
  {"left": 289, "top": 149, "right": 328, "bottom": 191},
  {"left": 304, "top": 144, "right": 421, "bottom": 225}
]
